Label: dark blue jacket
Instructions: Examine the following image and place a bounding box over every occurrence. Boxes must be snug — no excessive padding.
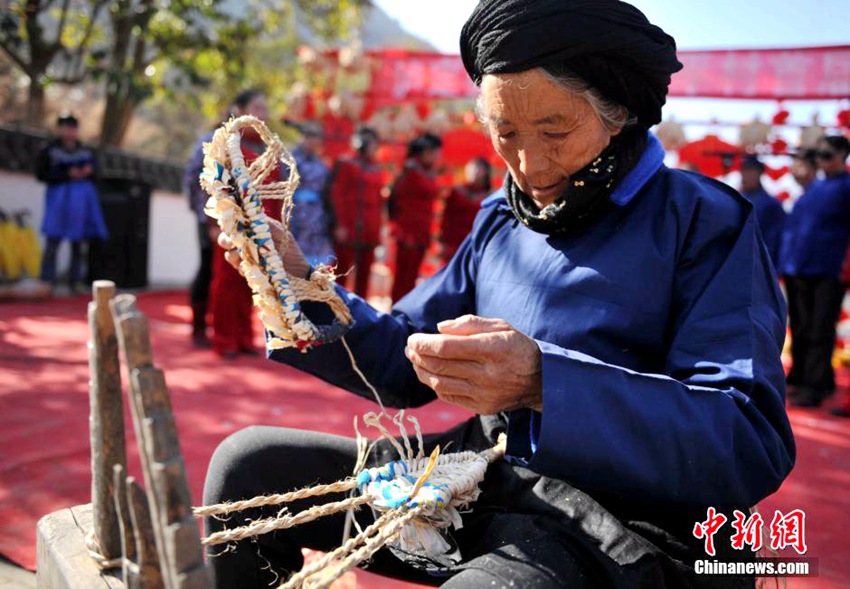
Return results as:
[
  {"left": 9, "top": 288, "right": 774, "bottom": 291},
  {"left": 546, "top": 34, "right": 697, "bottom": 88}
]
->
[
  {"left": 779, "top": 172, "right": 850, "bottom": 278},
  {"left": 183, "top": 132, "right": 215, "bottom": 225},
  {"left": 271, "top": 134, "right": 795, "bottom": 509},
  {"left": 745, "top": 186, "right": 785, "bottom": 270}
]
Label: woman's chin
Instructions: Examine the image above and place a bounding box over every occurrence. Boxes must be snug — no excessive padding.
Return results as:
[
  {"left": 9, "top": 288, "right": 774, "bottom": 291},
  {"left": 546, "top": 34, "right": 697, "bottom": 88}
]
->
[{"left": 529, "top": 185, "right": 565, "bottom": 208}]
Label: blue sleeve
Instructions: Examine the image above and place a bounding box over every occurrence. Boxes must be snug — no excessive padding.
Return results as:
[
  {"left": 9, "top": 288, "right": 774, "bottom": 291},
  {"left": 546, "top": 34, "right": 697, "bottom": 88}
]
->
[
  {"left": 184, "top": 138, "right": 209, "bottom": 223},
  {"left": 268, "top": 224, "right": 483, "bottom": 408},
  {"left": 506, "top": 195, "right": 795, "bottom": 508},
  {"left": 764, "top": 201, "right": 786, "bottom": 271}
]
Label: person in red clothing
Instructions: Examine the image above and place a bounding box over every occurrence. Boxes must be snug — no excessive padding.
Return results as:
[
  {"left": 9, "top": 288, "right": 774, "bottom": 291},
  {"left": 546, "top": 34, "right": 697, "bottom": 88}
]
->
[
  {"left": 209, "top": 90, "right": 283, "bottom": 358},
  {"left": 326, "top": 127, "right": 384, "bottom": 298},
  {"left": 388, "top": 133, "right": 443, "bottom": 302},
  {"left": 440, "top": 157, "right": 492, "bottom": 262}
]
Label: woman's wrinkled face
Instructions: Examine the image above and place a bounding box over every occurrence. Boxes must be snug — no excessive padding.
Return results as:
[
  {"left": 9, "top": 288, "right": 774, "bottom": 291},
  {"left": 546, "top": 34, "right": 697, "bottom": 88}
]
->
[{"left": 480, "top": 70, "right": 617, "bottom": 208}]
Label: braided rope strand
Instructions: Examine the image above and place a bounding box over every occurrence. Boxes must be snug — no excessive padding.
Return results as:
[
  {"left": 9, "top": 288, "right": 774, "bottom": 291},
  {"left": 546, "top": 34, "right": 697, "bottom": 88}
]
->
[
  {"left": 202, "top": 495, "right": 373, "bottom": 547},
  {"left": 193, "top": 478, "right": 358, "bottom": 518},
  {"left": 281, "top": 506, "right": 424, "bottom": 589}
]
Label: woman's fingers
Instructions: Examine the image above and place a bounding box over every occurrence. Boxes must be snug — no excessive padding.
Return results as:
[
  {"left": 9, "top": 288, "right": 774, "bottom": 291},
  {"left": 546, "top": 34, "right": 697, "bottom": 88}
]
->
[
  {"left": 216, "top": 228, "right": 243, "bottom": 273},
  {"left": 406, "top": 346, "right": 482, "bottom": 379},
  {"left": 410, "top": 362, "right": 474, "bottom": 399},
  {"left": 224, "top": 249, "right": 243, "bottom": 275},
  {"left": 217, "top": 229, "right": 234, "bottom": 251}
]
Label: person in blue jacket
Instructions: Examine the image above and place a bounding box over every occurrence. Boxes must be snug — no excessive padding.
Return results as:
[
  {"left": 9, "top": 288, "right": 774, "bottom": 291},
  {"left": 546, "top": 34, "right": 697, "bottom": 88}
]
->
[
  {"left": 780, "top": 135, "right": 850, "bottom": 408},
  {"left": 290, "top": 121, "right": 335, "bottom": 267},
  {"left": 183, "top": 127, "right": 216, "bottom": 347},
  {"left": 740, "top": 155, "right": 785, "bottom": 270},
  {"left": 36, "top": 113, "right": 108, "bottom": 292},
  {"left": 204, "top": 1, "right": 795, "bottom": 587}
]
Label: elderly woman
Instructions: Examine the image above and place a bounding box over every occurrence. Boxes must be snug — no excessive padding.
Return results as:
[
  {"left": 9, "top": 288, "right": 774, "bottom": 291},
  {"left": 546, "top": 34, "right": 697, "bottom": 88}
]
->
[{"left": 204, "top": 1, "right": 794, "bottom": 587}]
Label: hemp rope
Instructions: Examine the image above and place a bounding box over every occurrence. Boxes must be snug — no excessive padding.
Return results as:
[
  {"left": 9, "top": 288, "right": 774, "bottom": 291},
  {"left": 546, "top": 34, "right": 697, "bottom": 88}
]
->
[
  {"left": 84, "top": 529, "right": 123, "bottom": 570},
  {"left": 282, "top": 505, "right": 425, "bottom": 589},
  {"left": 194, "top": 478, "right": 358, "bottom": 518},
  {"left": 202, "top": 495, "right": 373, "bottom": 546},
  {"left": 197, "top": 116, "right": 508, "bottom": 588}
]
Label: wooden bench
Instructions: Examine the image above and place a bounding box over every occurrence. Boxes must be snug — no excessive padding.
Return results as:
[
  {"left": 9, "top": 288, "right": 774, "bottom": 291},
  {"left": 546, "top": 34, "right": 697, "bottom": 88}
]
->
[{"left": 36, "top": 281, "right": 211, "bottom": 589}]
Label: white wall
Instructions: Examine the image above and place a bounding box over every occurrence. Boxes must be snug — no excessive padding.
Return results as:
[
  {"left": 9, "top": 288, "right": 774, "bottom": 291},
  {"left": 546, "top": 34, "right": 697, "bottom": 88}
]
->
[
  {"left": 0, "top": 170, "right": 44, "bottom": 221},
  {"left": 148, "top": 189, "right": 199, "bottom": 286},
  {"left": 0, "top": 170, "right": 199, "bottom": 287}
]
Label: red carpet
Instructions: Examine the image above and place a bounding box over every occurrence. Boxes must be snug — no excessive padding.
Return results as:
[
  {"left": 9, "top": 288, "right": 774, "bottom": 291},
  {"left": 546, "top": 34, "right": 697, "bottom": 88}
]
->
[{"left": 1, "top": 290, "right": 849, "bottom": 588}]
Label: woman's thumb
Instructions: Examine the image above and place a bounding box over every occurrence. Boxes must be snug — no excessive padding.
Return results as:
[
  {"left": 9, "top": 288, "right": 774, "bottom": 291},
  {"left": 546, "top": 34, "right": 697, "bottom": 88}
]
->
[{"left": 437, "top": 315, "right": 511, "bottom": 335}]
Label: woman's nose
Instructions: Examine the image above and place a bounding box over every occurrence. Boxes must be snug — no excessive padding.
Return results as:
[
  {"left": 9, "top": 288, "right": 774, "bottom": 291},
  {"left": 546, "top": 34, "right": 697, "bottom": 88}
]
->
[{"left": 517, "top": 144, "right": 548, "bottom": 179}]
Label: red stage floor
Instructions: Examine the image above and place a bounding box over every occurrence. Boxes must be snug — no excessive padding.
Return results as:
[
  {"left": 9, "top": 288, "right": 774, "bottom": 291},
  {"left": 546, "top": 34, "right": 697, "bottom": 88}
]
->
[{"left": 1, "top": 290, "right": 848, "bottom": 587}]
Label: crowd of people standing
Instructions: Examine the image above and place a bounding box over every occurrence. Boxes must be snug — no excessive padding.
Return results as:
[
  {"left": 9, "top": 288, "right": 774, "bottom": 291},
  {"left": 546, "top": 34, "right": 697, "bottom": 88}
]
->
[
  {"left": 184, "top": 91, "right": 492, "bottom": 357},
  {"left": 740, "top": 136, "right": 850, "bottom": 416}
]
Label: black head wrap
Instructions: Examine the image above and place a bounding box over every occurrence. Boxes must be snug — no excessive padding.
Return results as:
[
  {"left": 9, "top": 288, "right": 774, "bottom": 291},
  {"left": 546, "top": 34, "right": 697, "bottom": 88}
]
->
[{"left": 460, "top": 0, "right": 682, "bottom": 128}]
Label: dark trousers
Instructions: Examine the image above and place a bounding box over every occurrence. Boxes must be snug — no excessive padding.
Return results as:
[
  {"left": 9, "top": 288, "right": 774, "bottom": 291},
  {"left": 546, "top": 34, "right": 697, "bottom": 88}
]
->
[
  {"left": 335, "top": 243, "right": 376, "bottom": 299},
  {"left": 203, "top": 418, "right": 751, "bottom": 589},
  {"left": 786, "top": 275, "right": 846, "bottom": 395},
  {"left": 392, "top": 243, "right": 427, "bottom": 303},
  {"left": 40, "top": 237, "right": 84, "bottom": 284},
  {"left": 190, "top": 224, "right": 214, "bottom": 335},
  {"left": 190, "top": 224, "right": 214, "bottom": 306}
]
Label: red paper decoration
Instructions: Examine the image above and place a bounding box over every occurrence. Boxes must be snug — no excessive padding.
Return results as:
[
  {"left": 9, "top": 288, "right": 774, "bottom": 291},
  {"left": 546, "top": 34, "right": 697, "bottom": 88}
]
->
[
  {"left": 678, "top": 135, "right": 742, "bottom": 178},
  {"left": 770, "top": 137, "right": 789, "bottom": 155},
  {"left": 772, "top": 110, "right": 790, "bottom": 125},
  {"left": 765, "top": 166, "right": 790, "bottom": 181},
  {"left": 415, "top": 101, "right": 432, "bottom": 120}
]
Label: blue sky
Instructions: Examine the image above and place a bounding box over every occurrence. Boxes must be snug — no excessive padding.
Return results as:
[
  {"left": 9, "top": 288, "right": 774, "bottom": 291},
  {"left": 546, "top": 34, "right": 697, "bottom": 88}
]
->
[
  {"left": 373, "top": 0, "right": 850, "bottom": 53},
  {"left": 372, "top": 0, "right": 850, "bottom": 141}
]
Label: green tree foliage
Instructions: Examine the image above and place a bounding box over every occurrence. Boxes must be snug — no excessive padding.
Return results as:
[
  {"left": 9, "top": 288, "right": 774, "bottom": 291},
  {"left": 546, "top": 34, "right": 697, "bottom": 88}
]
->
[
  {"left": 1, "top": 0, "right": 369, "bottom": 151},
  {"left": 0, "top": 0, "right": 109, "bottom": 127}
]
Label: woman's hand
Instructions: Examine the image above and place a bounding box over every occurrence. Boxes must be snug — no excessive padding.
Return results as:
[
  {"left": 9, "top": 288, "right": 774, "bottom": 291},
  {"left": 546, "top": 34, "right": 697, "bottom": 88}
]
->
[
  {"left": 405, "top": 315, "right": 543, "bottom": 414},
  {"left": 216, "top": 218, "right": 311, "bottom": 279}
]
